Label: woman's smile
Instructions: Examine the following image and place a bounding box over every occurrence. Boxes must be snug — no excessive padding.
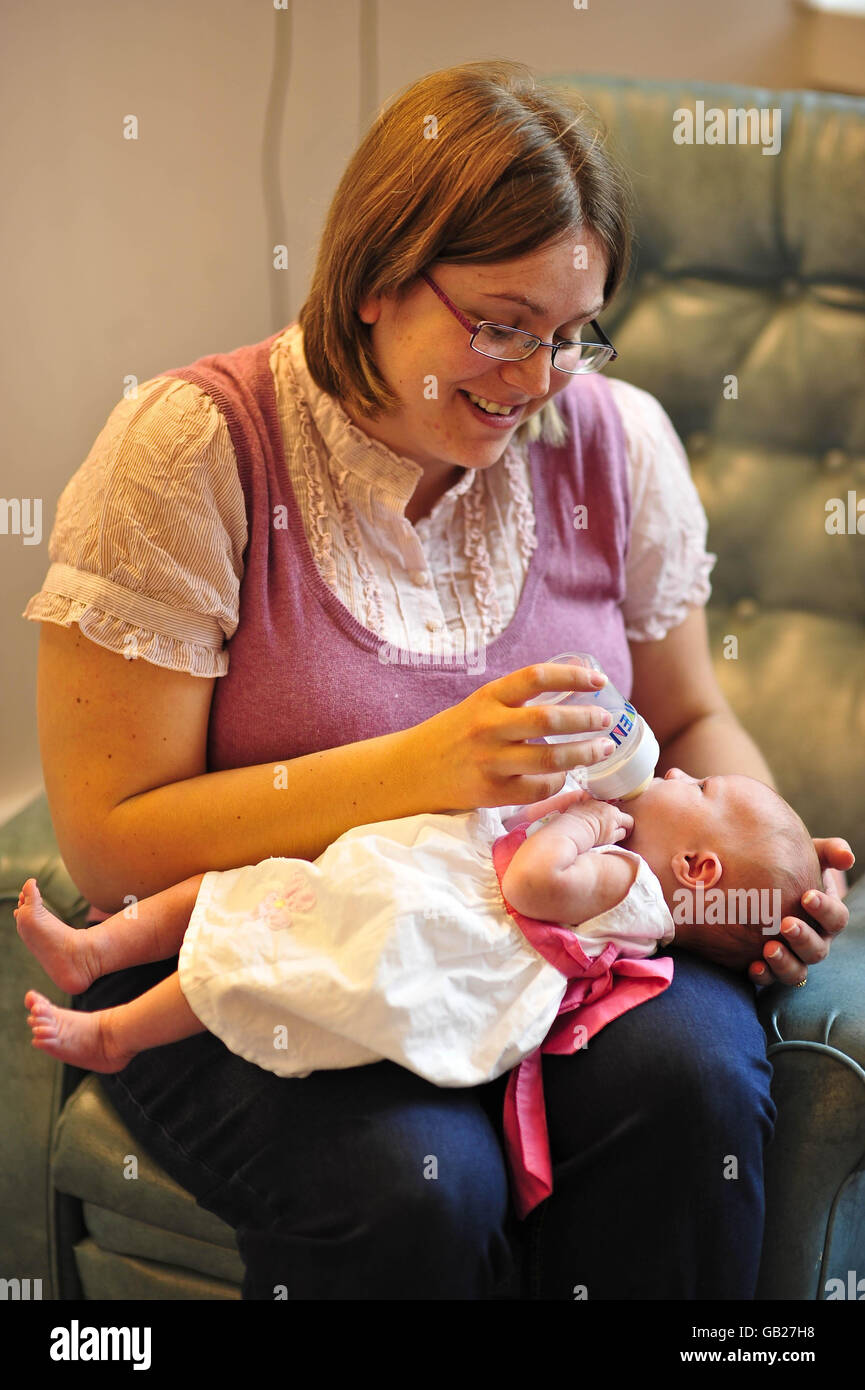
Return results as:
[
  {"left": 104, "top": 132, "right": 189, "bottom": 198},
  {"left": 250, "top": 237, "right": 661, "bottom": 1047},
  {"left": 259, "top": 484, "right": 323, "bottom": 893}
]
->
[{"left": 457, "top": 387, "right": 527, "bottom": 430}]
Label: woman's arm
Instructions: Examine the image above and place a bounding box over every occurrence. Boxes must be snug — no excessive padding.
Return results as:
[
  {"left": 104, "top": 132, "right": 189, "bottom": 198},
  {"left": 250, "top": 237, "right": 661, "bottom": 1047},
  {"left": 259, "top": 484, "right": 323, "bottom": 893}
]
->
[
  {"left": 630, "top": 606, "right": 775, "bottom": 783},
  {"left": 37, "top": 622, "right": 430, "bottom": 913},
  {"left": 629, "top": 605, "right": 853, "bottom": 986}
]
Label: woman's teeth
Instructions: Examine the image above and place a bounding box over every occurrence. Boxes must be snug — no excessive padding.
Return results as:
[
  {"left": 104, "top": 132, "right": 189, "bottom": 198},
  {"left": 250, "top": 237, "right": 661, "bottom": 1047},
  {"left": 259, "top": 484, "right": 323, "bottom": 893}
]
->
[{"left": 465, "top": 391, "right": 517, "bottom": 415}]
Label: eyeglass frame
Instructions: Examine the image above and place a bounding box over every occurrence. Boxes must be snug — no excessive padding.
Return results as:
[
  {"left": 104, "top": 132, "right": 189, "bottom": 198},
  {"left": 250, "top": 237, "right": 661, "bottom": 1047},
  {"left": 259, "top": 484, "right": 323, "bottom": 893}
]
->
[{"left": 418, "top": 270, "right": 618, "bottom": 373}]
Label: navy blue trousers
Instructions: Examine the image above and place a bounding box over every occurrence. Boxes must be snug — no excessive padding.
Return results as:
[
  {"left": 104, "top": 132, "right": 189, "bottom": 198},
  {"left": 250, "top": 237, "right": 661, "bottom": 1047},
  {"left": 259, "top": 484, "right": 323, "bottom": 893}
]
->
[{"left": 74, "top": 944, "right": 775, "bottom": 1300}]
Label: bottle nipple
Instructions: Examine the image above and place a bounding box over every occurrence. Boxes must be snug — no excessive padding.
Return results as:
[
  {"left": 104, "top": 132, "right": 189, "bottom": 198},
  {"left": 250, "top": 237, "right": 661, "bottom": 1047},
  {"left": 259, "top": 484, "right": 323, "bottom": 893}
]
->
[{"left": 616, "top": 772, "right": 655, "bottom": 802}]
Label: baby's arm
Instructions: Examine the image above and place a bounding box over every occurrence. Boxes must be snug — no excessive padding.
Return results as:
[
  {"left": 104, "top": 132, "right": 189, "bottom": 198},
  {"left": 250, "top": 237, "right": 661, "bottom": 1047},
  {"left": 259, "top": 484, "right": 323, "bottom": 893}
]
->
[{"left": 501, "top": 799, "right": 636, "bottom": 925}]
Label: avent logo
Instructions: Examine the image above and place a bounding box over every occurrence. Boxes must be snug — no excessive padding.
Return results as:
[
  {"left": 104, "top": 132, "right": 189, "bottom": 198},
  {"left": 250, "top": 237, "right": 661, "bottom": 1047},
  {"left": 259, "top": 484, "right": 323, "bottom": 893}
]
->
[
  {"left": 607, "top": 701, "right": 637, "bottom": 748},
  {"left": 49, "top": 1321, "right": 152, "bottom": 1371}
]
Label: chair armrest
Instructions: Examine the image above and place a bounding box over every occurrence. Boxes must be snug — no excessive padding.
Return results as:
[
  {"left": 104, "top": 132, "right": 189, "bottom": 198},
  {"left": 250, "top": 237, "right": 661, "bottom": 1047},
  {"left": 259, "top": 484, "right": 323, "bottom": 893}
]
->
[{"left": 756, "top": 877, "right": 865, "bottom": 1299}]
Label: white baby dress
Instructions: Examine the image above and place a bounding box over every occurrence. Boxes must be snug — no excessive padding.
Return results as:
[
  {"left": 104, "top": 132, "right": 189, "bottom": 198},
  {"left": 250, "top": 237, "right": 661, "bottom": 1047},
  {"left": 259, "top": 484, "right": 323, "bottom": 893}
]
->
[{"left": 177, "top": 804, "right": 675, "bottom": 1088}]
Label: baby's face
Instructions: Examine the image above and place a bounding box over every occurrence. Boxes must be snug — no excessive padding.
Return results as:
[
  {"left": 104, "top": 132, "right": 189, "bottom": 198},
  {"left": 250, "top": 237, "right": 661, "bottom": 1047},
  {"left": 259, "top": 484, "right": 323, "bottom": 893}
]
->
[{"left": 621, "top": 768, "right": 777, "bottom": 880}]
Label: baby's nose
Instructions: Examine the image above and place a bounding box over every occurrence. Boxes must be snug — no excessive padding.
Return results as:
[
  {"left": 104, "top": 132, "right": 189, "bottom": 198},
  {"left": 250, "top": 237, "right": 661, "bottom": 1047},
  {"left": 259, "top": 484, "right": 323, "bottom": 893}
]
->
[{"left": 664, "top": 767, "right": 692, "bottom": 782}]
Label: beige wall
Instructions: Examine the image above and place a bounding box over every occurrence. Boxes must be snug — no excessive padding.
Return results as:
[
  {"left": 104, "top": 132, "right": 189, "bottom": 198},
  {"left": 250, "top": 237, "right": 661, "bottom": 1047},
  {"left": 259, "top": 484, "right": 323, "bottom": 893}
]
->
[{"left": 2, "top": 0, "right": 861, "bottom": 825}]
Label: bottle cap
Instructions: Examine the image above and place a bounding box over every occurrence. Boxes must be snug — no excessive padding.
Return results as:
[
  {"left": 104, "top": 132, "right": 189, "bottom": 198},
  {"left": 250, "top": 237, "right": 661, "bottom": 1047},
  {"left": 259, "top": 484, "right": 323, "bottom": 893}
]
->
[{"left": 584, "top": 718, "right": 660, "bottom": 802}]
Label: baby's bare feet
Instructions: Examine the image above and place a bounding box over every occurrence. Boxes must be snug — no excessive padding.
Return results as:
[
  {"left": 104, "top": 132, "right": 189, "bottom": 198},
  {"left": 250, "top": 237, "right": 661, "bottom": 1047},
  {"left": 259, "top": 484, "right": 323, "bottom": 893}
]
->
[
  {"left": 14, "top": 878, "right": 99, "bottom": 994},
  {"left": 24, "top": 990, "right": 136, "bottom": 1073}
]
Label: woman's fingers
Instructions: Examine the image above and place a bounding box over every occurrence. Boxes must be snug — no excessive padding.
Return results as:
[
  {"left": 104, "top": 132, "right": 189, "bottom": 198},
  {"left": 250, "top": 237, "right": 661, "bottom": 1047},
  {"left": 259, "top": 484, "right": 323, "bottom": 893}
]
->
[
  {"left": 750, "top": 934, "right": 817, "bottom": 989},
  {"left": 823, "top": 866, "right": 849, "bottom": 899},
  {"left": 749, "top": 883, "right": 851, "bottom": 987},
  {"left": 799, "top": 887, "right": 850, "bottom": 939},
  {"left": 813, "top": 838, "right": 854, "bottom": 900},
  {"left": 813, "top": 836, "right": 855, "bottom": 875},
  {"left": 749, "top": 937, "right": 810, "bottom": 988},
  {"left": 484, "top": 662, "right": 622, "bottom": 770},
  {"left": 495, "top": 661, "right": 609, "bottom": 706}
]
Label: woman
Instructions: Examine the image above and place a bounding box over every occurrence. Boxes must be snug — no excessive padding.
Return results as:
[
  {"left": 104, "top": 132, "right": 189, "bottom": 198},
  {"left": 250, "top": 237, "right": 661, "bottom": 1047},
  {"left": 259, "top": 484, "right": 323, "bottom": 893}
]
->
[{"left": 24, "top": 59, "right": 852, "bottom": 1300}]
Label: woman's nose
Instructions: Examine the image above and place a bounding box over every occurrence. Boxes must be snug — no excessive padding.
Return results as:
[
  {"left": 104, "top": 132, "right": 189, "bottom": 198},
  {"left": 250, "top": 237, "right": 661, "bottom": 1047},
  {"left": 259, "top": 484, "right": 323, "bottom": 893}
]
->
[{"left": 498, "top": 349, "right": 554, "bottom": 400}]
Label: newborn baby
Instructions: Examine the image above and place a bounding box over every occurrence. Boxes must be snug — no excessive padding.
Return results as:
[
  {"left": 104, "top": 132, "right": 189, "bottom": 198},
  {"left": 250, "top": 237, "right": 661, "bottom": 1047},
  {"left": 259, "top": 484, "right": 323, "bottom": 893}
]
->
[
  {"left": 17, "top": 768, "right": 822, "bottom": 1219},
  {"left": 507, "top": 766, "right": 823, "bottom": 972}
]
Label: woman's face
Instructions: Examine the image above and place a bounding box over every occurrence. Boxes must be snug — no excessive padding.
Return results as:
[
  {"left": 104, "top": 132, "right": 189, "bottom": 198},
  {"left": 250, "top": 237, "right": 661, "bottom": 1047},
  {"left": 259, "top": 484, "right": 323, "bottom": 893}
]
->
[{"left": 348, "top": 229, "right": 610, "bottom": 475}]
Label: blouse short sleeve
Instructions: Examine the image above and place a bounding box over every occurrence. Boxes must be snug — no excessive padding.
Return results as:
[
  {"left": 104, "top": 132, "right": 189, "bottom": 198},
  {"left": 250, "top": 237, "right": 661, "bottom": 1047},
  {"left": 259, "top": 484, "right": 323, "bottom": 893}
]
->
[
  {"left": 606, "top": 378, "right": 717, "bottom": 643},
  {"left": 21, "top": 376, "right": 247, "bottom": 677}
]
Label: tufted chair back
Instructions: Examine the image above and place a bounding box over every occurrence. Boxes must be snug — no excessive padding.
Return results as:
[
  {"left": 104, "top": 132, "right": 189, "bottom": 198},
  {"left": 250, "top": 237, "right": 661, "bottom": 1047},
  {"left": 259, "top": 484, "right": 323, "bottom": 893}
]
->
[{"left": 559, "top": 74, "right": 865, "bottom": 874}]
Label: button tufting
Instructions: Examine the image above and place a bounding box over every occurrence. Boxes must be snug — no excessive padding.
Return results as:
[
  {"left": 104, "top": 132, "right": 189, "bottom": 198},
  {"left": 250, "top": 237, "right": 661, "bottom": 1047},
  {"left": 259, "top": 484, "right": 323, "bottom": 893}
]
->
[
  {"left": 734, "top": 597, "right": 759, "bottom": 620},
  {"left": 822, "top": 448, "right": 846, "bottom": 472}
]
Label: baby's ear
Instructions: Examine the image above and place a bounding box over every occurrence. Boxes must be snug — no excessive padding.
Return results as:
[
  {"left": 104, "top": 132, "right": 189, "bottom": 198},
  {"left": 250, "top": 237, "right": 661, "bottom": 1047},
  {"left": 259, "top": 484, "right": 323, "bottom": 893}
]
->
[{"left": 671, "top": 850, "right": 723, "bottom": 889}]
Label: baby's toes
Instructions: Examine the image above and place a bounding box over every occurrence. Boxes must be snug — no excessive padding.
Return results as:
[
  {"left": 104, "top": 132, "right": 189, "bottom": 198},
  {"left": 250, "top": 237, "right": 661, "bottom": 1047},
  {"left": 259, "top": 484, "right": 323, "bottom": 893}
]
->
[{"left": 25, "top": 988, "right": 53, "bottom": 1016}]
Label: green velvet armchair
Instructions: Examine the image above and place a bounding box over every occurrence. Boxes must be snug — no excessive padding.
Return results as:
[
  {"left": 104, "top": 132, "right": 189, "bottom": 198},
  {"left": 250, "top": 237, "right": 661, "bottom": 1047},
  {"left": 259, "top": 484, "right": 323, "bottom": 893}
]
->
[{"left": 3, "top": 71, "right": 864, "bottom": 1299}]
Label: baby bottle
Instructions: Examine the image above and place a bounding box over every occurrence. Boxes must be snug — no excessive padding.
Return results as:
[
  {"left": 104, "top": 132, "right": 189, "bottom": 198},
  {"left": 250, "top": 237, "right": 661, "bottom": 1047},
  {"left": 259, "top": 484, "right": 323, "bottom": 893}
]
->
[{"left": 525, "top": 652, "right": 660, "bottom": 801}]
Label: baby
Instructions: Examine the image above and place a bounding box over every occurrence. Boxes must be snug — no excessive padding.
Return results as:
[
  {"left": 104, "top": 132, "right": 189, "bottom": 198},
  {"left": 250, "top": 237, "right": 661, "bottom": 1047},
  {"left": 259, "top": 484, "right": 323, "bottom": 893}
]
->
[
  {"left": 17, "top": 767, "right": 822, "bottom": 1219},
  {"left": 18, "top": 767, "right": 821, "bottom": 1077}
]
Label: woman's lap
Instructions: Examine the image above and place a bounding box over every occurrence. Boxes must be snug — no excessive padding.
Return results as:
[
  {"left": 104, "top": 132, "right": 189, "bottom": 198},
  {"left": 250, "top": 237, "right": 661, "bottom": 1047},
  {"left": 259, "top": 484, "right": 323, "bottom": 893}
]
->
[
  {"left": 528, "top": 946, "right": 777, "bottom": 1299},
  {"left": 73, "top": 947, "right": 775, "bottom": 1300}
]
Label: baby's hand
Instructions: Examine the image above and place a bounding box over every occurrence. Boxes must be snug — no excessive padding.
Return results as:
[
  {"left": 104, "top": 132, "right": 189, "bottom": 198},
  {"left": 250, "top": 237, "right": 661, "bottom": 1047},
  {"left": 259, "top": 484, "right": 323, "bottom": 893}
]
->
[{"left": 561, "top": 796, "right": 633, "bottom": 849}]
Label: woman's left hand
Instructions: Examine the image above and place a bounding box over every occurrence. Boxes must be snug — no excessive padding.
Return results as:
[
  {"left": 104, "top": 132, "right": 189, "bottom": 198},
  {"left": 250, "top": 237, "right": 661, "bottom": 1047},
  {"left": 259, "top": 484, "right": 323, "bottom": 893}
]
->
[{"left": 749, "top": 837, "right": 855, "bottom": 988}]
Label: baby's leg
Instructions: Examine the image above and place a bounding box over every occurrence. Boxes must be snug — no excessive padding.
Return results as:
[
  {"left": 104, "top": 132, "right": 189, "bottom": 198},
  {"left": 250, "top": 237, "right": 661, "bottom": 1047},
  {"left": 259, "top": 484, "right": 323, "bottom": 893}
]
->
[
  {"left": 15, "top": 872, "right": 206, "bottom": 995},
  {"left": 25, "top": 972, "right": 205, "bottom": 1073}
]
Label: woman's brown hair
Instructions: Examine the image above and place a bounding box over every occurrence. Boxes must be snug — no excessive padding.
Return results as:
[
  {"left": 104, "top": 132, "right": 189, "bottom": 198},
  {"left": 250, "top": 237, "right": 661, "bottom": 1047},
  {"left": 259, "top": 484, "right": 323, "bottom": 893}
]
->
[{"left": 298, "top": 59, "right": 634, "bottom": 449}]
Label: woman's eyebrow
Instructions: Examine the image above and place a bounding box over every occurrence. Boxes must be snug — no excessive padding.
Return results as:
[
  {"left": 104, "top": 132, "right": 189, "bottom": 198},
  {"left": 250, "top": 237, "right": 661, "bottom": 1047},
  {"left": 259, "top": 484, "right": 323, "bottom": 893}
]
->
[{"left": 479, "top": 290, "right": 605, "bottom": 320}]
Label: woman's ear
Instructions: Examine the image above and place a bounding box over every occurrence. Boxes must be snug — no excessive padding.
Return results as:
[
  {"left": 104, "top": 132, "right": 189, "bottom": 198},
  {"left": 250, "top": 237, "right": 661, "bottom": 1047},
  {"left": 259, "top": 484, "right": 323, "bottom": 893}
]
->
[
  {"left": 357, "top": 291, "right": 382, "bottom": 325},
  {"left": 670, "top": 850, "right": 723, "bottom": 889}
]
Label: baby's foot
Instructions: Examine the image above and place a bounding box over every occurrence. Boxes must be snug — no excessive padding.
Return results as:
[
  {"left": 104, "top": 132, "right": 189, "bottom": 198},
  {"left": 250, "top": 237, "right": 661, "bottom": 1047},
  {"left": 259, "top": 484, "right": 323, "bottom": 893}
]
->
[
  {"left": 14, "top": 879, "right": 99, "bottom": 994},
  {"left": 24, "top": 990, "right": 136, "bottom": 1073}
]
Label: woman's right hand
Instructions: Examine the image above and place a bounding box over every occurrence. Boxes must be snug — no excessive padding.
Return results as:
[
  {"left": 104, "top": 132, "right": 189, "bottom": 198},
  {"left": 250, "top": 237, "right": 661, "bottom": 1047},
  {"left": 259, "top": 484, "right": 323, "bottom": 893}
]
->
[{"left": 408, "top": 661, "right": 617, "bottom": 813}]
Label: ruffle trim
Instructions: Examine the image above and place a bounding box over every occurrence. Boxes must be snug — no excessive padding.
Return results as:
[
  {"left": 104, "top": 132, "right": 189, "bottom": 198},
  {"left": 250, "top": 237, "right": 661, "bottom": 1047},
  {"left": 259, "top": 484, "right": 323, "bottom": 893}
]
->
[
  {"left": 282, "top": 324, "right": 422, "bottom": 495},
  {"left": 334, "top": 465, "right": 387, "bottom": 637},
  {"left": 22, "top": 592, "right": 228, "bottom": 678}
]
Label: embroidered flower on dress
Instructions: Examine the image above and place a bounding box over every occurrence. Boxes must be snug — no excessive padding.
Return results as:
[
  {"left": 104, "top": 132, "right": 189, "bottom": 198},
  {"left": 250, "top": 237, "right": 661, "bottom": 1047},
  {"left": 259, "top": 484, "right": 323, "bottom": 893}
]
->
[{"left": 251, "top": 879, "right": 317, "bottom": 931}]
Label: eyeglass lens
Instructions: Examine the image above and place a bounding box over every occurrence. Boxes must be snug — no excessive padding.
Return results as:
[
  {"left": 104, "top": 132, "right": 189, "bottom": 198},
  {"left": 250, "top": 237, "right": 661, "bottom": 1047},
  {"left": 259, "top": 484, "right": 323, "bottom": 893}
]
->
[{"left": 472, "top": 324, "right": 612, "bottom": 374}]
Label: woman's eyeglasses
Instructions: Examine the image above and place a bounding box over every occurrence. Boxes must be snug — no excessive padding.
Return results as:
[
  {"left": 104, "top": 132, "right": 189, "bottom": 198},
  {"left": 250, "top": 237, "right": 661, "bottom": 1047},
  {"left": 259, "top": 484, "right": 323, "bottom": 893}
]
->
[{"left": 419, "top": 271, "right": 618, "bottom": 375}]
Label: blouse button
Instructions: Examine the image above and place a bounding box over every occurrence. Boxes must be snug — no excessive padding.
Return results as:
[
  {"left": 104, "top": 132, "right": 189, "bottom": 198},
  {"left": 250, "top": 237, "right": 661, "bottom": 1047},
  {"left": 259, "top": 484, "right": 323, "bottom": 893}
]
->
[
  {"left": 410, "top": 569, "right": 430, "bottom": 586},
  {"left": 426, "top": 618, "right": 443, "bottom": 632}
]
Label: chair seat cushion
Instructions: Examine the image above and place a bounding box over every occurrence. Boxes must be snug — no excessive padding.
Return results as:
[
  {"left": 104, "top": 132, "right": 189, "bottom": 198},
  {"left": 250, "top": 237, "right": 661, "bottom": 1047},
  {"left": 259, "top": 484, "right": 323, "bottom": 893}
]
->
[{"left": 53, "top": 1075, "right": 242, "bottom": 1283}]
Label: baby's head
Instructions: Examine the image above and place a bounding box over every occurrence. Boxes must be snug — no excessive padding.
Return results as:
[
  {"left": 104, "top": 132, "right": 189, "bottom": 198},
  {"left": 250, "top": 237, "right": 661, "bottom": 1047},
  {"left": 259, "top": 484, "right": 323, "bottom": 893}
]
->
[{"left": 622, "top": 769, "right": 823, "bottom": 970}]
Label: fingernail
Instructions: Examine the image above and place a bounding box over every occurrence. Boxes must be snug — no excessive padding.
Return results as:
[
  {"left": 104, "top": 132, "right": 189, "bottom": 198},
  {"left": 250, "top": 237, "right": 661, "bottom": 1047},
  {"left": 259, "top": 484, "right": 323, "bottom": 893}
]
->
[
  {"left": 781, "top": 922, "right": 798, "bottom": 938},
  {"left": 767, "top": 946, "right": 782, "bottom": 958},
  {"left": 600, "top": 740, "right": 615, "bottom": 758},
  {"left": 804, "top": 892, "right": 819, "bottom": 909},
  {"left": 590, "top": 671, "right": 606, "bottom": 686}
]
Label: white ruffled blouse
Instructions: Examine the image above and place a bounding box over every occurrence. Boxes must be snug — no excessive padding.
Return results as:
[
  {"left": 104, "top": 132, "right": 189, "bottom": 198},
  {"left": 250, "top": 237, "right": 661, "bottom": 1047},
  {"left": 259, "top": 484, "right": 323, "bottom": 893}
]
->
[{"left": 22, "top": 322, "right": 715, "bottom": 678}]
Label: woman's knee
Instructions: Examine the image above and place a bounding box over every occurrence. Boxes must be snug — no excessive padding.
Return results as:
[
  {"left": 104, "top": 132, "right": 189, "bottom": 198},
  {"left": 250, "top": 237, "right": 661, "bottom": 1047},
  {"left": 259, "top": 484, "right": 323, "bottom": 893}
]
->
[
  {"left": 544, "top": 954, "right": 777, "bottom": 1158},
  {"left": 232, "top": 1091, "right": 517, "bottom": 1298}
]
